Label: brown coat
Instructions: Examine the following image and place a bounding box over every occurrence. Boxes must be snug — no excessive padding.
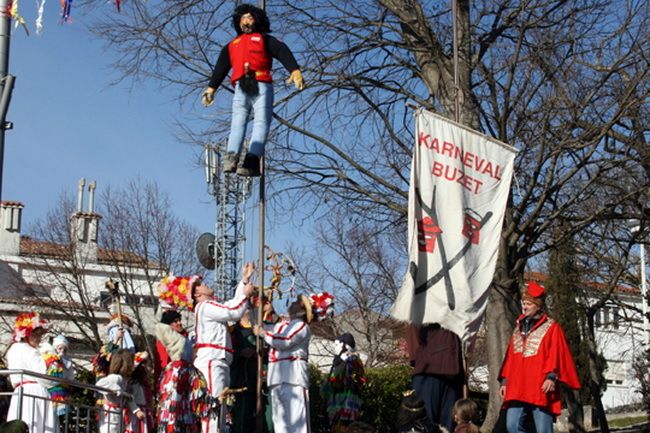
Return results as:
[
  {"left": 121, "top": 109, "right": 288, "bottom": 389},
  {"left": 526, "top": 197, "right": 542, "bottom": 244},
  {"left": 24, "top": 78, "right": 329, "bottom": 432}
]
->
[{"left": 406, "top": 324, "right": 463, "bottom": 377}]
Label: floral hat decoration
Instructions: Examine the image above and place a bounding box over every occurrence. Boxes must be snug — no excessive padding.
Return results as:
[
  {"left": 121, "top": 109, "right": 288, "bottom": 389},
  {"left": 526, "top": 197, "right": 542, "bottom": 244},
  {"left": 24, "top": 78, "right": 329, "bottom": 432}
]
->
[
  {"left": 13, "top": 312, "right": 49, "bottom": 342},
  {"left": 308, "top": 292, "right": 335, "bottom": 322},
  {"left": 133, "top": 351, "right": 149, "bottom": 368},
  {"left": 158, "top": 275, "right": 202, "bottom": 311}
]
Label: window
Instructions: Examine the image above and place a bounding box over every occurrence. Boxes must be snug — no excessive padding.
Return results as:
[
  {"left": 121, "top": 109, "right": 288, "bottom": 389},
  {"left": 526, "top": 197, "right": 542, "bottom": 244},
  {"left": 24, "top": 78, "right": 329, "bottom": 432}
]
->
[{"left": 98, "top": 291, "right": 158, "bottom": 308}]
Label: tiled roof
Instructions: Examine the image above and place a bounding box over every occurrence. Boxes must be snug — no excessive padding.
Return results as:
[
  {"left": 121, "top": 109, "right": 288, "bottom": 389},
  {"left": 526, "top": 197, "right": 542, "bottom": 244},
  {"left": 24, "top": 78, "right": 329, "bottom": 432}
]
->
[
  {"left": 19, "top": 237, "right": 155, "bottom": 267},
  {"left": 525, "top": 271, "right": 640, "bottom": 295}
]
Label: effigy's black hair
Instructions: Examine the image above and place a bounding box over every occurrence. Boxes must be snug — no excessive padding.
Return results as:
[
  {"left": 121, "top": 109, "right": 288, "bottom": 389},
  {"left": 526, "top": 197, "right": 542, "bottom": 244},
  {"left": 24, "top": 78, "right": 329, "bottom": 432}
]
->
[{"left": 232, "top": 4, "right": 271, "bottom": 34}]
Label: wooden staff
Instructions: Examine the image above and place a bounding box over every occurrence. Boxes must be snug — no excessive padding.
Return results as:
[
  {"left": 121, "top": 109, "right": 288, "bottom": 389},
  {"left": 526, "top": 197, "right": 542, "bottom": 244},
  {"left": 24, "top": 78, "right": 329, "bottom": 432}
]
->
[{"left": 106, "top": 279, "right": 123, "bottom": 346}]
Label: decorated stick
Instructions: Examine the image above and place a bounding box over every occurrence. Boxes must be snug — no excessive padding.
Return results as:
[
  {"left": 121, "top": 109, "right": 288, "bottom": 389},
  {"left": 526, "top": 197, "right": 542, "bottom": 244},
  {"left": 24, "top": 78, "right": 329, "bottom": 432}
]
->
[{"left": 105, "top": 279, "right": 123, "bottom": 346}]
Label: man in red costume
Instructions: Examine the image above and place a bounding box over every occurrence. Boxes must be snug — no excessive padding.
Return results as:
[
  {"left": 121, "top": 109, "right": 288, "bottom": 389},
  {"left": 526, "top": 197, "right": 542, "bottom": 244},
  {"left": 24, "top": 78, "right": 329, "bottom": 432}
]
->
[
  {"left": 202, "top": 4, "right": 304, "bottom": 177},
  {"left": 499, "top": 281, "right": 580, "bottom": 433}
]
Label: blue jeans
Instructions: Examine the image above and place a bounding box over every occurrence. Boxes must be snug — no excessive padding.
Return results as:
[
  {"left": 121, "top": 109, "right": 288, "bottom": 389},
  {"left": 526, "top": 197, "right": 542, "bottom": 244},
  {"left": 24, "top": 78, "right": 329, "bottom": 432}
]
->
[
  {"left": 227, "top": 81, "right": 274, "bottom": 158},
  {"left": 506, "top": 404, "right": 554, "bottom": 433},
  {"left": 412, "top": 374, "right": 460, "bottom": 432}
]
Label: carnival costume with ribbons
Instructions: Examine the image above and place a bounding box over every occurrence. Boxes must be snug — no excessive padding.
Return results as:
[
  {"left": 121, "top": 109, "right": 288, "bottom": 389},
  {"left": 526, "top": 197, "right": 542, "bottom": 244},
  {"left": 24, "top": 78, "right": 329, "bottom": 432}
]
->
[
  {"left": 321, "top": 333, "right": 366, "bottom": 432},
  {"left": 6, "top": 312, "right": 58, "bottom": 433},
  {"left": 156, "top": 275, "right": 210, "bottom": 433}
]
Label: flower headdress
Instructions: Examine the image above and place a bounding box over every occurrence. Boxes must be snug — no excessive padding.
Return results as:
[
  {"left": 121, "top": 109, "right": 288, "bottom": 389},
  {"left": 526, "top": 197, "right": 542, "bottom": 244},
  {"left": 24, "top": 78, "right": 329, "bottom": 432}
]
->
[
  {"left": 309, "top": 292, "right": 335, "bottom": 321},
  {"left": 134, "top": 351, "right": 148, "bottom": 368},
  {"left": 13, "top": 312, "right": 49, "bottom": 342},
  {"left": 158, "top": 275, "right": 202, "bottom": 311}
]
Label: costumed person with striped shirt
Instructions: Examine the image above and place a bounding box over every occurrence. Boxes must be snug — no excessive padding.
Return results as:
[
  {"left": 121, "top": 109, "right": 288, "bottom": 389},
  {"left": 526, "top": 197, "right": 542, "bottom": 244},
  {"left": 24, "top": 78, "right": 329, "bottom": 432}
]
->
[
  {"left": 5, "top": 312, "right": 57, "bottom": 433},
  {"left": 321, "top": 333, "right": 365, "bottom": 432},
  {"left": 193, "top": 263, "right": 256, "bottom": 433},
  {"left": 498, "top": 281, "right": 580, "bottom": 433},
  {"left": 156, "top": 275, "right": 209, "bottom": 433},
  {"left": 254, "top": 292, "right": 334, "bottom": 433}
]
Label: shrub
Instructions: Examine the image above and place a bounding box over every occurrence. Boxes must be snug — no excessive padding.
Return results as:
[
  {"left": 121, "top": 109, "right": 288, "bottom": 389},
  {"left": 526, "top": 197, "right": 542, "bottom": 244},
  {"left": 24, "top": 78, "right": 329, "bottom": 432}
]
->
[
  {"left": 360, "top": 364, "right": 412, "bottom": 432},
  {"left": 309, "top": 362, "right": 412, "bottom": 432}
]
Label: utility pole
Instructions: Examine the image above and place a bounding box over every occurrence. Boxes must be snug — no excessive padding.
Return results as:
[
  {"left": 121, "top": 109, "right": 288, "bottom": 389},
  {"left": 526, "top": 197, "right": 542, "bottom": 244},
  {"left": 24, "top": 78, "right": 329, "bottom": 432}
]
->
[
  {"left": 630, "top": 221, "right": 649, "bottom": 347},
  {"left": 0, "top": 0, "right": 16, "bottom": 201}
]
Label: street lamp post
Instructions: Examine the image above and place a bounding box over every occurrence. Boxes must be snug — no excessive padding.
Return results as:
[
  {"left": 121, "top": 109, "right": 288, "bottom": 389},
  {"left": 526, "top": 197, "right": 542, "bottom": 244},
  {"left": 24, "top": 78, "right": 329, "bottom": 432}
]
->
[
  {"left": 0, "top": 0, "right": 16, "bottom": 201},
  {"left": 639, "top": 240, "right": 648, "bottom": 346},
  {"left": 630, "top": 221, "right": 649, "bottom": 347}
]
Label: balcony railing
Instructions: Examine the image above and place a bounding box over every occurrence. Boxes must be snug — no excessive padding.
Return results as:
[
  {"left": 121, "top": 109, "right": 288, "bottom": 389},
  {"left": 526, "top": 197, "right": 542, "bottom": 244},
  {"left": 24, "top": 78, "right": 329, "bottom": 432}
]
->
[{"left": 0, "top": 369, "right": 130, "bottom": 433}]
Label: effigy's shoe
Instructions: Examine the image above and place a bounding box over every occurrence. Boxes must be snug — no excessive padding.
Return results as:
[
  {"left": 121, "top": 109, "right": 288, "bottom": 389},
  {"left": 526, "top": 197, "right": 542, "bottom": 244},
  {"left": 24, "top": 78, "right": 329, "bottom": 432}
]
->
[
  {"left": 236, "top": 154, "right": 261, "bottom": 177},
  {"left": 223, "top": 152, "right": 239, "bottom": 173}
]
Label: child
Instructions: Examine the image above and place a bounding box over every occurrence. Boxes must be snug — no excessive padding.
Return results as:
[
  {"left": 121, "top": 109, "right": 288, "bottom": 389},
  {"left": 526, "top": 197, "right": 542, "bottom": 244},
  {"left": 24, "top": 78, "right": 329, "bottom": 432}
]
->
[
  {"left": 452, "top": 399, "right": 479, "bottom": 433},
  {"left": 395, "top": 390, "right": 439, "bottom": 433},
  {"left": 126, "top": 352, "right": 154, "bottom": 433},
  {"left": 96, "top": 349, "right": 143, "bottom": 433},
  {"left": 321, "top": 333, "right": 365, "bottom": 432}
]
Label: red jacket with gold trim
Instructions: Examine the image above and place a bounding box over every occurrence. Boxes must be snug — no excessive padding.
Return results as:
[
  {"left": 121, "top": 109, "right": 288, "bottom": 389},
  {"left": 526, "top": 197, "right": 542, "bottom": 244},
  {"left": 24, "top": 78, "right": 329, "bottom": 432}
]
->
[{"left": 498, "top": 313, "right": 580, "bottom": 415}]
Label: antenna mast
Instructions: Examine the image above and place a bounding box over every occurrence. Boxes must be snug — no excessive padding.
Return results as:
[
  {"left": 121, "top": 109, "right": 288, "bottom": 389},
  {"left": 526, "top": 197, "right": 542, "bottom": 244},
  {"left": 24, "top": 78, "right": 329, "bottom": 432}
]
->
[{"left": 204, "top": 143, "right": 250, "bottom": 299}]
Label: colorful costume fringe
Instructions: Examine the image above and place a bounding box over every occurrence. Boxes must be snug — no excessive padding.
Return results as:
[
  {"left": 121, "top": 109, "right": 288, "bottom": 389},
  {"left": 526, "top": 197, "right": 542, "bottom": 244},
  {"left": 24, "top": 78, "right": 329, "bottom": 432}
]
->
[
  {"left": 92, "top": 343, "right": 120, "bottom": 379},
  {"left": 43, "top": 352, "right": 67, "bottom": 402},
  {"left": 321, "top": 354, "right": 365, "bottom": 432},
  {"left": 157, "top": 359, "right": 209, "bottom": 433}
]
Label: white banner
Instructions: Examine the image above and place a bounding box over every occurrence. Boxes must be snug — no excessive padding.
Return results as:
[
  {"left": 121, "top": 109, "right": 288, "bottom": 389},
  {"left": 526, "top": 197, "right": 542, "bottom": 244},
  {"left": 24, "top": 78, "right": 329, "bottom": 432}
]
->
[{"left": 391, "top": 109, "right": 517, "bottom": 342}]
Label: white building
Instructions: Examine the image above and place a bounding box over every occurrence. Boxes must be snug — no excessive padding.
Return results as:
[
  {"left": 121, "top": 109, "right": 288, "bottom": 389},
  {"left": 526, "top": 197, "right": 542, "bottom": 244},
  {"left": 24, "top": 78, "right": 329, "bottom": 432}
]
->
[
  {"left": 0, "top": 182, "right": 162, "bottom": 363},
  {"left": 591, "top": 283, "right": 647, "bottom": 409}
]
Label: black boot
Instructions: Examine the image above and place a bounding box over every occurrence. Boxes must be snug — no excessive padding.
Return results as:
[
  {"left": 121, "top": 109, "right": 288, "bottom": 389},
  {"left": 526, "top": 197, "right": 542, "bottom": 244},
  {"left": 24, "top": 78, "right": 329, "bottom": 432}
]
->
[
  {"left": 236, "top": 153, "right": 261, "bottom": 177},
  {"left": 223, "top": 152, "right": 239, "bottom": 173}
]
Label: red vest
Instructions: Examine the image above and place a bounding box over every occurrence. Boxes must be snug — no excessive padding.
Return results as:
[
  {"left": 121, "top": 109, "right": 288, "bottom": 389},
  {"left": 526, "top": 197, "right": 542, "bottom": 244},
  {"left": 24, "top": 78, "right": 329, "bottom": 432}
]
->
[{"left": 228, "top": 33, "right": 273, "bottom": 84}]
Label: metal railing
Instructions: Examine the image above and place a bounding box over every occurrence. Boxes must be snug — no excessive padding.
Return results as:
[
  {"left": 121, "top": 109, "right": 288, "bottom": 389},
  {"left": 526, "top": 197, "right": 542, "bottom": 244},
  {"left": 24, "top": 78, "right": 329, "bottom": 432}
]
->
[{"left": 0, "top": 369, "right": 129, "bottom": 433}]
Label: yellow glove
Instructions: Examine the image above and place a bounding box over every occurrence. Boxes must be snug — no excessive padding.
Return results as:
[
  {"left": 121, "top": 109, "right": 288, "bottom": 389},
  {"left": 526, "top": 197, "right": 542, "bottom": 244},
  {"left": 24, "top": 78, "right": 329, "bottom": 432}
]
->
[
  {"left": 286, "top": 70, "right": 304, "bottom": 91},
  {"left": 201, "top": 88, "right": 215, "bottom": 107}
]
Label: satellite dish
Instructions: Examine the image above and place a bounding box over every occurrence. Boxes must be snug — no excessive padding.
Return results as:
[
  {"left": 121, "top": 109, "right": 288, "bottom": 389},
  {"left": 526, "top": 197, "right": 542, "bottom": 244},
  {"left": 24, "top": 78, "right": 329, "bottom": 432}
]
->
[{"left": 196, "top": 232, "right": 216, "bottom": 270}]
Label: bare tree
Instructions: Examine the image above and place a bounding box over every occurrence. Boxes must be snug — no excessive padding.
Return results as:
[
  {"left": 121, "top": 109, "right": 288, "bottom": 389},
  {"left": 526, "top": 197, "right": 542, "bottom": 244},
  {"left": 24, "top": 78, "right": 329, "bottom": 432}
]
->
[
  {"left": 292, "top": 211, "right": 406, "bottom": 367},
  {"left": 6, "top": 179, "right": 202, "bottom": 363},
  {"left": 88, "top": 0, "right": 649, "bottom": 428}
]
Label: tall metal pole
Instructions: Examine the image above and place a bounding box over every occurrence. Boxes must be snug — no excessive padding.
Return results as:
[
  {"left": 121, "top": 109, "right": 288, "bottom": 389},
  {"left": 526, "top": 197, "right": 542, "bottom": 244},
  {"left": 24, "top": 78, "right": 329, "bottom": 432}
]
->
[
  {"left": 640, "top": 241, "right": 648, "bottom": 346},
  {"left": 451, "top": 0, "right": 469, "bottom": 399},
  {"left": 451, "top": 0, "right": 460, "bottom": 123},
  {"left": 256, "top": 157, "right": 265, "bottom": 433},
  {"left": 630, "top": 221, "right": 649, "bottom": 347},
  {"left": 255, "top": 5, "right": 266, "bottom": 433},
  {"left": 0, "top": 0, "right": 13, "bottom": 201}
]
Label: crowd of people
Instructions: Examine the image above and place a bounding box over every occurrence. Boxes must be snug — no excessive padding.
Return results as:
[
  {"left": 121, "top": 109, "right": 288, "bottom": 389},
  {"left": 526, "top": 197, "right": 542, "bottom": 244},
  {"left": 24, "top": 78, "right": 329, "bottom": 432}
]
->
[{"left": 0, "top": 277, "right": 579, "bottom": 433}]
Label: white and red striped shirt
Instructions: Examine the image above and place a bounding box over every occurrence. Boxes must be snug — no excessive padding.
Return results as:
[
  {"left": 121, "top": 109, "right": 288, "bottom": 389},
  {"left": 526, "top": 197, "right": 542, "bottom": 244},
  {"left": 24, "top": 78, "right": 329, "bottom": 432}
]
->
[
  {"left": 194, "top": 281, "right": 249, "bottom": 364},
  {"left": 263, "top": 318, "right": 311, "bottom": 388}
]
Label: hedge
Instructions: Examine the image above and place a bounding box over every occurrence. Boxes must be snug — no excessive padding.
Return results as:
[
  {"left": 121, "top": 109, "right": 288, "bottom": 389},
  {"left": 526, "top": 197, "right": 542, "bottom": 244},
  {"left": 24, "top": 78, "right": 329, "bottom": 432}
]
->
[{"left": 309, "top": 363, "right": 413, "bottom": 433}]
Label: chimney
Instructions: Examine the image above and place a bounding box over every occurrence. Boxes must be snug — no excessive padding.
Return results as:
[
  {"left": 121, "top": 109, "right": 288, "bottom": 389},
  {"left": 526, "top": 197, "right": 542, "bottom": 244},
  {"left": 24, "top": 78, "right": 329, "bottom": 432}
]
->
[
  {"left": 0, "top": 201, "right": 24, "bottom": 256},
  {"left": 70, "top": 179, "right": 101, "bottom": 264}
]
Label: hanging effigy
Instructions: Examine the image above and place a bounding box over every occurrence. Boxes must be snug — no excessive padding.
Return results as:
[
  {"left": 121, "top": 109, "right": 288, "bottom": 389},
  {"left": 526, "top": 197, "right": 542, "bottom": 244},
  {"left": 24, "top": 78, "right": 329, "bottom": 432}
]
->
[{"left": 59, "top": 0, "right": 72, "bottom": 23}]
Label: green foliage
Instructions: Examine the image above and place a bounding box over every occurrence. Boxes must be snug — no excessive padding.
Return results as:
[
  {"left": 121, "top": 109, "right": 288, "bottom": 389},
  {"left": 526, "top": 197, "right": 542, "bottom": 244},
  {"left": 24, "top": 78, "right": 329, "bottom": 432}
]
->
[
  {"left": 546, "top": 228, "right": 601, "bottom": 405},
  {"left": 608, "top": 415, "right": 650, "bottom": 428},
  {"left": 309, "top": 363, "right": 329, "bottom": 433},
  {"left": 309, "top": 363, "right": 412, "bottom": 433},
  {"left": 359, "top": 364, "right": 412, "bottom": 433}
]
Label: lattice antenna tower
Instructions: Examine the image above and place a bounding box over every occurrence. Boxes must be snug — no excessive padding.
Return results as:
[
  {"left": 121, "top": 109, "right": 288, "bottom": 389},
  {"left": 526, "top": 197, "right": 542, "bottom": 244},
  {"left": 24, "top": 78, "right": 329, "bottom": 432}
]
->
[{"left": 204, "top": 143, "right": 251, "bottom": 300}]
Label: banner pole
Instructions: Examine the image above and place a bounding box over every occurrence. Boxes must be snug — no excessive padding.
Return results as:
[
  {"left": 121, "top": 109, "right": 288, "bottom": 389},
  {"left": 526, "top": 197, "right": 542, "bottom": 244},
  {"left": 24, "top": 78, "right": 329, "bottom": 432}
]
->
[{"left": 451, "top": 0, "right": 460, "bottom": 123}]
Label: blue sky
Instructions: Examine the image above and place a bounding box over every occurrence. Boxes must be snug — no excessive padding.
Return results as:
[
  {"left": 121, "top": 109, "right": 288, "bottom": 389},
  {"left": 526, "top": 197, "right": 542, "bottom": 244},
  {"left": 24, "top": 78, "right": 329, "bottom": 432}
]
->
[{"left": 3, "top": 2, "right": 292, "bottom": 256}]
